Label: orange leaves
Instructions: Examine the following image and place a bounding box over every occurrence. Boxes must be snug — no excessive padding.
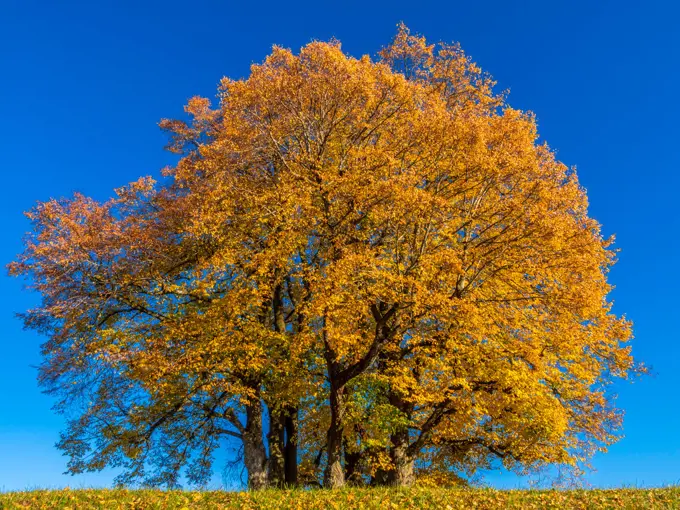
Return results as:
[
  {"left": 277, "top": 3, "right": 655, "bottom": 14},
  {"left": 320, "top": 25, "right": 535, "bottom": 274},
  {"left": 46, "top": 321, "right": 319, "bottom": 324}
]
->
[
  {"left": 9, "top": 24, "right": 640, "bottom": 489},
  {"left": 379, "top": 22, "right": 435, "bottom": 78}
]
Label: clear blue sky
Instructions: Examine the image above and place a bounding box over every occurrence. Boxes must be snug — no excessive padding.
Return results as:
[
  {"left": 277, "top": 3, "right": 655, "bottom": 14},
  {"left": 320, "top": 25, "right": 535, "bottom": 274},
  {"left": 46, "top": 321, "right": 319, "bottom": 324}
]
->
[{"left": 1, "top": 0, "right": 678, "bottom": 491}]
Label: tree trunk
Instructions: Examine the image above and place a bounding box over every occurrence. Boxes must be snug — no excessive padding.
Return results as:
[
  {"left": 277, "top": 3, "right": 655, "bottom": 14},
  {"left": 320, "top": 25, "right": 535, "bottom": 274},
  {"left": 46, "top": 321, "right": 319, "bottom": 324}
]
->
[
  {"left": 387, "top": 429, "right": 415, "bottom": 487},
  {"left": 385, "top": 377, "right": 415, "bottom": 487},
  {"left": 323, "top": 383, "right": 346, "bottom": 488},
  {"left": 344, "top": 438, "right": 362, "bottom": 486},
  {"left": 283, "top": 406, "right": 298, "bottom": 486},
  {"left": 243, "top": 401, "right": 269, "bottom": 490},
  {"left": 272, "top": 276, "right": 299, "bottom": 486},
  {"left": 370, "top": 430, "right": 415, "bottom": 487},
  {"left": 371, "top": 469, "right": 390, "bottom": 486},
  {"left": 267, "top": 406, "right": 285, "bottom": 487}
]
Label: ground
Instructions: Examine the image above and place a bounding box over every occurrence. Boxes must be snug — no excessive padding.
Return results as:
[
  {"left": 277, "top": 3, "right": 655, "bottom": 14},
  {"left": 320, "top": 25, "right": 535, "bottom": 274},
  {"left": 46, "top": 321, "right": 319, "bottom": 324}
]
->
[{"left": 1, "top": 487, "right": 679, "bottom": 509}]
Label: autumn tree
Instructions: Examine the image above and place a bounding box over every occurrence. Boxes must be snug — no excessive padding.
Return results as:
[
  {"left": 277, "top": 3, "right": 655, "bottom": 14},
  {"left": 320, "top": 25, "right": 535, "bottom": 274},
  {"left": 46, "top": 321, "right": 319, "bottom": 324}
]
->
[{"left": 10, "top": 24, "right": 640, "bottom": 489}]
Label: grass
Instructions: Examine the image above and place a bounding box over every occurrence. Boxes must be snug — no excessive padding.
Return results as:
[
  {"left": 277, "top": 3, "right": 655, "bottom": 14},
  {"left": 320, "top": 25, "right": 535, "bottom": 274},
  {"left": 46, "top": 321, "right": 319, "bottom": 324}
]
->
[{"left": 1, "top": 487, "right": 680, "bottom": 509}]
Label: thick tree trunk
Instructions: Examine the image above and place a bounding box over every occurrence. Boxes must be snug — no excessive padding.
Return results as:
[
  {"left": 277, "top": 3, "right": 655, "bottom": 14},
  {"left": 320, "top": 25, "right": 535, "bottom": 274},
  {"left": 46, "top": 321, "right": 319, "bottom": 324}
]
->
[
  {"left": 370, "top": 431, "right": 415, "bottom": 487},
  {"left": 323, "top": 383, "right": 346, "bottom": 488},
  {"left": 387, "top": 429, "right": 415, "bottom": 487},
  {"left": 267, "top": 407, "right": 285, "bottom": 487},
  {"left": 243, "top": 401, "right": 269, "bottom": 490},
  {"left": 383, "top": 375, "right": 416, "bottom": 487},
  {"left": 283, "top": 406, "right": 298, "bottom": 486}
]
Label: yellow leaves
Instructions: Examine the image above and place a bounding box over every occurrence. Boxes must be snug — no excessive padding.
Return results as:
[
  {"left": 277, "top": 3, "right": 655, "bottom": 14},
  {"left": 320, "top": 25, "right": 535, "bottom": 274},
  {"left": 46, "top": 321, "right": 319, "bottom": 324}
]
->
[
  {"left": 8, "top": 24, "right": 641, "bottom": 489},
  {"left": 379, "top": 22, "right": 435, "bottom": 75},
  {"left": 4, "top": 488, "right": 679, "bottom": 510},
  {"left": 114, "top": 176, "right": 157, "bottom": 201}
]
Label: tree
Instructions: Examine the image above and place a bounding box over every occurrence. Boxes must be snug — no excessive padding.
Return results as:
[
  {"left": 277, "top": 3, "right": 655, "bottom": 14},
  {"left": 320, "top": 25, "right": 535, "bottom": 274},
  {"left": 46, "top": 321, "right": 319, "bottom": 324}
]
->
[
  {"left": 7, "top": 180, "right": 294, "bottom": 488},
  {"left": 9, "top": 24, "right": 641, "bottom": 489}
]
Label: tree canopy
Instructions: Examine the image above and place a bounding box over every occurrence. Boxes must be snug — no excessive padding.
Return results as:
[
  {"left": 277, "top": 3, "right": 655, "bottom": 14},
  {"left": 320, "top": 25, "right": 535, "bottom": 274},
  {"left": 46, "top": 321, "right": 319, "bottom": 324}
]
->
[{"left": 9, "top": 25, "right": 640, "bottom": 489}]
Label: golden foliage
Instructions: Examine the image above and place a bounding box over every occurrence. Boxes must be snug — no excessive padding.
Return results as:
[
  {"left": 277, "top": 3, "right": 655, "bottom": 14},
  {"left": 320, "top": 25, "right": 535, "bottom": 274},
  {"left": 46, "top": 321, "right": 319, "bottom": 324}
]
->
[
  {"left": 2, "top": 487, "right": 679, "bottom": 510},
  {"left": 9, "top": 24, "right": 641, "bottom": 488}
]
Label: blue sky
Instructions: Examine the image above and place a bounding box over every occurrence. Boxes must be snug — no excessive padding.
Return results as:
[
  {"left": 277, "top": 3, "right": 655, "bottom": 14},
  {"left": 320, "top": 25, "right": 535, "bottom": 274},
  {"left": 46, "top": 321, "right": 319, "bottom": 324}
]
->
[{"left": 1, "top": 0, "right": 679, "bottom": 491}]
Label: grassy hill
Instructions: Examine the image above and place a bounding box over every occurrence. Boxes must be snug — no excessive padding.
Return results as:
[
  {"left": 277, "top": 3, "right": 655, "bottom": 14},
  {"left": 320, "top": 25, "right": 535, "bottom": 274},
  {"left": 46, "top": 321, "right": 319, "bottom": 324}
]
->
[{"left": 2, "top": 487, "right": 679, "bottom": 509}]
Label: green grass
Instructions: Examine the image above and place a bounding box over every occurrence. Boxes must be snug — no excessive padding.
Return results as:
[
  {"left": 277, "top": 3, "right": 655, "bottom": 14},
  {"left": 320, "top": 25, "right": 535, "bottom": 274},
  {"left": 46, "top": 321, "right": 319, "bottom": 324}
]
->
[{"left": 2, "top": 487, "right": 680, "bottom": 509}]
